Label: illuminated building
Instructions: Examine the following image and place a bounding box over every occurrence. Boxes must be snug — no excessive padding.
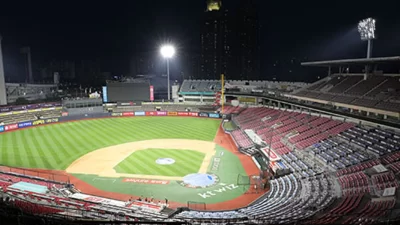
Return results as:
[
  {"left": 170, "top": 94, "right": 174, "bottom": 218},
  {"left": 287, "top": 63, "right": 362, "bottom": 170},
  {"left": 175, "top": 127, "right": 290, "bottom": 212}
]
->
[
  {"left": 200, "top": 0, "right": 260, "bottom": 80},
  {"left": 200, "top": 0, "right": 232, "bottom": 79},
  {"left": 206, "top": 0, "right": 222, "bottom": 11}
]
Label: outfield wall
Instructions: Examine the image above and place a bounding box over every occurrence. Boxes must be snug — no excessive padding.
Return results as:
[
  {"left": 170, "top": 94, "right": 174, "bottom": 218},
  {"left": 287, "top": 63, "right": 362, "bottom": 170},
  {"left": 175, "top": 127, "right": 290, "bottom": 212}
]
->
[{"left": 0, "top": 111, "right": 222, "bottom": 134}]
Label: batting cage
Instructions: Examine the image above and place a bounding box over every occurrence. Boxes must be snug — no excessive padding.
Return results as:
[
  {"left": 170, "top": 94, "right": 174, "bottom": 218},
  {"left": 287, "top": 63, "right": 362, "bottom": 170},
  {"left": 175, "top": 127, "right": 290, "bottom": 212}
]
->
[
  {"left": 187, "top": 201, "right": 206, "bottom": 211},
  {"left": 237, "top": 173, "right": 265, "bottom": 194}
]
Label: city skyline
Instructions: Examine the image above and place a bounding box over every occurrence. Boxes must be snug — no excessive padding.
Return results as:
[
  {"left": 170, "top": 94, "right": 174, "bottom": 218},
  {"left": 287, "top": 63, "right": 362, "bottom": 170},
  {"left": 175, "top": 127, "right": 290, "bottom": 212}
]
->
[{"left": 0, "top": 0, "right": 399, "bottom": 84}]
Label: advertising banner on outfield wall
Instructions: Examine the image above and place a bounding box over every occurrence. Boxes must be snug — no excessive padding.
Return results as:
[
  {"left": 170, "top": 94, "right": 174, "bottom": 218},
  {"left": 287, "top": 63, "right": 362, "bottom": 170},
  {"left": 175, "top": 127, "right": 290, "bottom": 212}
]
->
[
  {"left": 18, "top": 121, "right": 33, "bottom": 128},
  {"left": 0, "top": 107, "right": 11, "bottom": 112},
  {"left": 0, "top": 126, "right": 4, "bottom": 132},
  {"left": 156, "top": 111, "right": 167, "bottom": 116},
  {"left": 167, "top": 111, "right": 177, "bottom": 116},
  {"left": 177, "top": 112, "right": 189, "bottom": 116},
  {"left": 111, "top": 113, "right": 122, "bottom": 117},
  {"left": 5, "top": 124, "right": 18, "bottom": 131},
  {"left": 122, "top": 112, "right": 134, "bottom": 116},
  {"left": 189, "top": 112, "right": 198, "bottom": 117},
  {"left": 135, "top": 111, "right": 145, "bottom": 116},
  {"left": 32, "top": 120, "right": 45, "bottom": 126},
  {"left": 208, "top": 113, "right": 220, "bottom": 118},
  {"left": 45, "top": 118, "right": 59, "bottom": 124},
  {"left": 146, "top": 111, "right": 156, "bottom": 116},
  {"left": 199, "top": 112, "right": 209, "bottom": 117},
  {"left": 62, "top": 112, "right": 69, "bottom": 116}
]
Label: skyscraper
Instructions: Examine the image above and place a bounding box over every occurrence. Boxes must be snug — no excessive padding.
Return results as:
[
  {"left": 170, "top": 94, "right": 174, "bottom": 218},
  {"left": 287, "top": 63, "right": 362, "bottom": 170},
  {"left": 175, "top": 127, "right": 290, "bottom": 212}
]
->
[
  {"left": 237, "top": 0, "right": 260, "bottom": 80},
  {"left": 200, "top": 0, "right": 260, "bottom": 80},
  {"left": 200, "top": 0, "right": 231, "bottom": 79}
]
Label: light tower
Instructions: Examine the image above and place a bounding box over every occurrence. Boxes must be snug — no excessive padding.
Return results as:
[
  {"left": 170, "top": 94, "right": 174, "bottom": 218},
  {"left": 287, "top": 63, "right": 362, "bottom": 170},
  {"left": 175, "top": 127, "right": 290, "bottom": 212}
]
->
[
  {"left": 0, "top": 35, "right": 7, "bottom": 105},
  {"left": 160, "top": 45, "right": 175, "bottom": 101},
  {"left": 358, "top": 18, "right": 376, "bottom": 59}
]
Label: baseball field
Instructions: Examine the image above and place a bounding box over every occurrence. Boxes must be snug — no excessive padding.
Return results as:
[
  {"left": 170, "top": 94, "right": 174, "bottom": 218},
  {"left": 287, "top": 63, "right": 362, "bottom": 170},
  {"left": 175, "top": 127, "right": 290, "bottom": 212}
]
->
[{"left": 0, "top": 116, "right": 263, "bottom": 209}]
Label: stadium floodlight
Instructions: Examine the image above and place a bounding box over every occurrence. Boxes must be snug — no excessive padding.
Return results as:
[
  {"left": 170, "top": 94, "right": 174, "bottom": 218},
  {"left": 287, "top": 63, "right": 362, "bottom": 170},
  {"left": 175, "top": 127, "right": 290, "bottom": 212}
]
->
[
  {"left": 160, "top": 45, "right": 175, "bottom": 59},
  {"left": 160, "top": 45, "right": 175, "bottom": 100},
  {"left": 358, "top": 18, "right": 376, "bottom": 40},
  {"left": 358, "top": 18, "right": 376, "bottom": 58}
]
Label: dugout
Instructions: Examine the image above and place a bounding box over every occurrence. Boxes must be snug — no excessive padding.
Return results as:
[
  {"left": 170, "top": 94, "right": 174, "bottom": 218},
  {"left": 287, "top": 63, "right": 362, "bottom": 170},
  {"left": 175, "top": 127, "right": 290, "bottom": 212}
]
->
[{"left": 62, "top": 98, "right": 104, "bottom": 116}]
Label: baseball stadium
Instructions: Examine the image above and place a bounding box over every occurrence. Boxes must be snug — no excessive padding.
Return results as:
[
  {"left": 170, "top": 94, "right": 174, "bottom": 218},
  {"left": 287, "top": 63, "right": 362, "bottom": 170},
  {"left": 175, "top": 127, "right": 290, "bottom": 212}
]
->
[
  {"left": 0, "top": 22, "right": 400, "bottom": 225},
  {"left": 1, "top": 70, "right": 400, "bottom": 225}
]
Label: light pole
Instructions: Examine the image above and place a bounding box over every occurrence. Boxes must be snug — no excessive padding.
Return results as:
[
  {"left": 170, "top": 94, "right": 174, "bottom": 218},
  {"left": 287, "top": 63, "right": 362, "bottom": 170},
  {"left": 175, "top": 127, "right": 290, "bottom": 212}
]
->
[
  {"left": 0, "top": 35, "right": 7, "bottom": 105},
  {"left": 358, "top": 17, "right": 376, "bottom": 59},
  {"left": 160, "top": 45, "right": 175, "bottom": 101}
]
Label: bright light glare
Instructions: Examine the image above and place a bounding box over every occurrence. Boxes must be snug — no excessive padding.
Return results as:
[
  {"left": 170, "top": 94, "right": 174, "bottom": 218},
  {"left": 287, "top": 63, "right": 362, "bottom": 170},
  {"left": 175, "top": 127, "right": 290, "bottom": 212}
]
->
[
  {"left": 358, "top": 18, "right": 376, "bottom": 40},
  {"left": 160, "top": 45, "right": 175, "bottom": 58}
]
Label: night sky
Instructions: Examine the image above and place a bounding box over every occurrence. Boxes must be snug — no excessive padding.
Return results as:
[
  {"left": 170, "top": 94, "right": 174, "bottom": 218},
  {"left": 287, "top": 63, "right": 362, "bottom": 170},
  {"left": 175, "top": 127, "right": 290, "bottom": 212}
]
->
[{"left": 1, "top": 0, "right": 399, "bottom": 82}]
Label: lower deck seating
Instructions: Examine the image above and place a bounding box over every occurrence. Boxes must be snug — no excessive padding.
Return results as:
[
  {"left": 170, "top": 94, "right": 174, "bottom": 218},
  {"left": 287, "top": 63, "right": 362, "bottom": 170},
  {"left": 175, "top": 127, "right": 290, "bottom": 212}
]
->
[
  {"left": 0, "top": 171, "right": 171, "bottom": 222},
  {"left": 310, "top": 194, "right": 364, "bottom": 224},
  {"left": 342, "top": 199, "right": 396, "bottom": 224},
  {"left": 0, "top": 173, "right": 64, "bottom": 189},
  {"left": 176, "top": 174, "right": 334, "bottom": 223},
  {"left": 231, "top": 129, "right": 254, "bottom": 149},
  {"left": 13, "top": 200, "right": 64, "bottom": 214}
]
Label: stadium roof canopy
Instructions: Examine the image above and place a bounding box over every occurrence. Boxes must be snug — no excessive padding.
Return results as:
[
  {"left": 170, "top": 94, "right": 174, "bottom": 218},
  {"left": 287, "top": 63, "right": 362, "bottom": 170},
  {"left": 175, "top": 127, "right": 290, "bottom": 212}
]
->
[{"left": 301, "top": 56, "right": 400, "bottom": 67}]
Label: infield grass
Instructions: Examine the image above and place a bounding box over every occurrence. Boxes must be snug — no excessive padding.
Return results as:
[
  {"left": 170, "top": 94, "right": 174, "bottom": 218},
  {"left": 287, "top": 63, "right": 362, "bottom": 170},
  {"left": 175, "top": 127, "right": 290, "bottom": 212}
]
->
[
  {"left": 114, "top": 148, "right": 205, "bottom": 176},
  {"left": 0, "top": 117, "right": 220, "bottom": 170},
  {"left": 73, "top": 145, "right": 249, "bottom": 204}
]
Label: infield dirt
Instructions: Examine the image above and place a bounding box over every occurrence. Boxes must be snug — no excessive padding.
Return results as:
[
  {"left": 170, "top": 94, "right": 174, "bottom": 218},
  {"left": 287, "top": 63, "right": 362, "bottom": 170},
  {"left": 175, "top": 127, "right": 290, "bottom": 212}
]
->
[
  {"left": 2, "top": 126, "right": 267, "bottom": 210},
  {"left": 65, "top": 139, "right": 216, "bottom": 180}
]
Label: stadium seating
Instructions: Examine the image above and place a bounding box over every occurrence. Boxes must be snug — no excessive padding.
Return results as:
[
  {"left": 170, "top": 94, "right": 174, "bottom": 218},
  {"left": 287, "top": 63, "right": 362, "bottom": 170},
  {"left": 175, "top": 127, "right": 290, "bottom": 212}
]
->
[
  {"left": 1, "top": 103, "right": 399, "bottom": 224},
  {"left": 216, "top": 106, "right": 399, "bottom": 223},
  {"left": 0, "top": 110, "right": 61, "bottom": 125},
  {"left": 341, "top": 199, "right": 396, "bottom": 224},
  {"left": 0, "top": 170, "right": 175, "bottom": 223},
  {"left": 327, "top": 76, "right": 363, "bottom": 94},
  {"left": 229, "top": 107, "right": 356, "bottom": 155},
  {"left": 310, "top": 138, "right": 373, "bottom": 170},
  {"left": 231, "top": 129, "right": 254, "bottom": 149},
  {"left": 366, "top": 76, "right": 400, "bottom": 99},
  {"left": 374, "top": 101, "right": 400, "bottom": 112},
  {"left": 345, "top": 76, "right": 386, "bottom": 96},
  {"left": 177, "top": 174, "right": 334, "bottom": 223},
  {"left": 180, "top": 80, "right": 220, "bottom": 93},
  {"left": 339, "top": 127, "right": 400, "bottom": 156},
  {"left": 218, "top": 105, "right": 244, "bottom": 114},
  {"left": 294, "top": 74, "right": 400, "bottom": 113},
  {"left": 0, "top": 173, "right": 64, "bottom": 189}
]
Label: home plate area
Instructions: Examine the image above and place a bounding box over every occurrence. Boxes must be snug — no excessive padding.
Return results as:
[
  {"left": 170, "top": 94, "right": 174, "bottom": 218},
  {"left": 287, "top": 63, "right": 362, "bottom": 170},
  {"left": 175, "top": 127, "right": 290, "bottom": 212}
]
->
[
  {"left": 68, "top": 139, "right": 261, "bottom": 205},
  {"left": 66, "top": 139, "right": 216, "bottom": 180}
]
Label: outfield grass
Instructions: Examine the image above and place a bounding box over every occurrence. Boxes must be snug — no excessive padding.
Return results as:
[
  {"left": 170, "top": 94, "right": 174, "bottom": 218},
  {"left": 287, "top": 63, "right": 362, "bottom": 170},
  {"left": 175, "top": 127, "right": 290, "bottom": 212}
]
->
[
  {"left": 114, "top": 148, "right": 205, "bottom": 176},
  {"left": 0, "top": 117, "right": 220, "bottom": 170}
]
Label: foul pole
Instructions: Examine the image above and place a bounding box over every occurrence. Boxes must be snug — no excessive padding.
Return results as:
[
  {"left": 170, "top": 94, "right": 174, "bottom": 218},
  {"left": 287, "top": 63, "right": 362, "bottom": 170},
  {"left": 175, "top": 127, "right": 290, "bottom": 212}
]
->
[{"left": 221, "top": 74, "right": 225, "bottom": 113}]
